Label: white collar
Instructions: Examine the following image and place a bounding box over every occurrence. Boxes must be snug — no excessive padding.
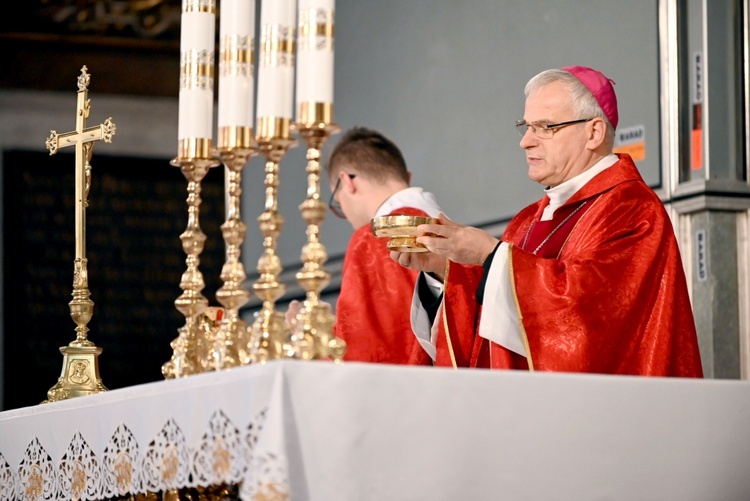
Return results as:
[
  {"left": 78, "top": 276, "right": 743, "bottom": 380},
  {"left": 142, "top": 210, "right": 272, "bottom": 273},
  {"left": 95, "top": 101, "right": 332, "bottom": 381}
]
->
[
  {"left": 375, "top": 187, "right": 442, "bottom": 218},
  {"left": 541, "top": 154, "right": 618, "bottom": 221}
]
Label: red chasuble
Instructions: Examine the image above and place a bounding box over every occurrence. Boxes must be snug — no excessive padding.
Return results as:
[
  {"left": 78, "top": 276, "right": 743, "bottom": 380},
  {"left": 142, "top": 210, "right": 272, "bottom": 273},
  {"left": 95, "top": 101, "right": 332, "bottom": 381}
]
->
[
  {"left": 435, "top": 154, "right": 703, "bottom": 377},
  {"left": 335, "top": 206, "right": 432, "bottom": 365}
]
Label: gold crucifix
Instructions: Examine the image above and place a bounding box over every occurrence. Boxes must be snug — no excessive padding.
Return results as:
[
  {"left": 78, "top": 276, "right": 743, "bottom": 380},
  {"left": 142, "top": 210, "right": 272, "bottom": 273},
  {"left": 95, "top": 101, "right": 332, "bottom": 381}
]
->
[{"left": 42, "top": 65, "right": 116, "bottom": 403}]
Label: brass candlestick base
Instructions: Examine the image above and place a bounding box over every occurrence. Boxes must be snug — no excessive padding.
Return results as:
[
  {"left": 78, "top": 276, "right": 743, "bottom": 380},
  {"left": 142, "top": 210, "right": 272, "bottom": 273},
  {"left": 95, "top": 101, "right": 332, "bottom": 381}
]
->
[
  {"left": 214, "top": 145, "right": 257, "bottom": 368},
  {"left": 289, "top": 121, "right": 346, "bottom": 362},
  {"left": 162, "top": 150, "right": 221, "bottom": 379},
  {"left": 249, "top": 308, "right": 291, "bottom": 363},
  {"left": 290, "top": 301, "right": 345, "bottom": 362},
  {"left": 249, "top": 135, "right": 297, "bottom": 363}
]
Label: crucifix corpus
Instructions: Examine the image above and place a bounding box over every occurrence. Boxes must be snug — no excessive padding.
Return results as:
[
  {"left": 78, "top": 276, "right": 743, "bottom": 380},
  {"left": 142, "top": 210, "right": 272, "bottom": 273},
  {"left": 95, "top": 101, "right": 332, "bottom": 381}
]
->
[{"left": 42, "top": 65, "right": 116, "bottom": 404}]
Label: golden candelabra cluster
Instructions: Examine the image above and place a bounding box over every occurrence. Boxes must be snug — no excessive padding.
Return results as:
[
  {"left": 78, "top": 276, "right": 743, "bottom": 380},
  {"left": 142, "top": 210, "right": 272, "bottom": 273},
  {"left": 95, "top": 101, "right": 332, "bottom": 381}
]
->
[
  {"left": 160, "top": 0, "right": 346, "bottom": 378},
  {"left": 160, "top": 114, "right": 346, "bottom": 380}
]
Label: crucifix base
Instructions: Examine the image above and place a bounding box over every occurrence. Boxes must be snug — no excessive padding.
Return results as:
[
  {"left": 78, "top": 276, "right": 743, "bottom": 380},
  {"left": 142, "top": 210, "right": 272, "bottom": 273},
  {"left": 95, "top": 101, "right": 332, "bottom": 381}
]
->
[{"left": 42, "top": 344, "right": 108, "bottom": 404}]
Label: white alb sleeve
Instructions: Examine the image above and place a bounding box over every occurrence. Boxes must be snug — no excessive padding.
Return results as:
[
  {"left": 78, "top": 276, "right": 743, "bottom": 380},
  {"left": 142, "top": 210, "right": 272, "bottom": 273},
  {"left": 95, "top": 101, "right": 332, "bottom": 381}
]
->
[{"left": 477, "top": 242, "right": 526, "bottom": 356}]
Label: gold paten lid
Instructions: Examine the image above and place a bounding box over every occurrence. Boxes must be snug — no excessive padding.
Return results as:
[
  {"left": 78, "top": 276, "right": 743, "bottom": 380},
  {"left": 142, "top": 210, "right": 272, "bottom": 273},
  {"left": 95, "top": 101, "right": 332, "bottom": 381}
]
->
[{"left": 371, "top": 215, "right": 438, "bottom": 252}]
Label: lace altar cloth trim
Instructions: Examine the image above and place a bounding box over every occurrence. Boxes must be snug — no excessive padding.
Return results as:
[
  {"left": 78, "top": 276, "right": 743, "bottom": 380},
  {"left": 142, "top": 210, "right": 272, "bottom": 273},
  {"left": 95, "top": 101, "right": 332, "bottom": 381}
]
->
[{"left": 0, "top": 407, "right": 290, "bottom": 500}]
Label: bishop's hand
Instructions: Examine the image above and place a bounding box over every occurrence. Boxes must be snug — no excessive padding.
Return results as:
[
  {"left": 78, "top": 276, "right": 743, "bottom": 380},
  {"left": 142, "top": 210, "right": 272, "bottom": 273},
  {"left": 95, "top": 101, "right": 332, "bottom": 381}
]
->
[{"left": 415, "top": 213, "right": 499, "bottom": 266}]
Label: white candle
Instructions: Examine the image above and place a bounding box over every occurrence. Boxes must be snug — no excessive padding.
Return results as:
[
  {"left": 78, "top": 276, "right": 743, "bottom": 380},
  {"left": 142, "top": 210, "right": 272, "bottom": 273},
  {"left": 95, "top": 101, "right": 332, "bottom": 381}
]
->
[
  {"left": 218, "top": 0, "right": 256, "bottom": 131},
  {"left": 256, "top": 0, "right": 296, "bottom": 127},
  {"left": 177, "top": 0, "right": 217, "bottom": 143},
  {"left": 295, "top": 0, "right": 335, "bottom": 120}
]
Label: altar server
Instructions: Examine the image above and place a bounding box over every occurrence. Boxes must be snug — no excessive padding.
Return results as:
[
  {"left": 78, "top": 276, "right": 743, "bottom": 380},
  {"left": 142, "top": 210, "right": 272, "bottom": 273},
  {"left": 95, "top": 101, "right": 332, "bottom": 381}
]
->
[{"left": 288, "top": 126, "right": 443, "bottom": 364}]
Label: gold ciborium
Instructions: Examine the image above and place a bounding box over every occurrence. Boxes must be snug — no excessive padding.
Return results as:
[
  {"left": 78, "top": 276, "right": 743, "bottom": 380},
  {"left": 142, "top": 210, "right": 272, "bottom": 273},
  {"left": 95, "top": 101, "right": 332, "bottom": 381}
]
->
[{"left": 371, "top": 215, "right": 439, "bottom": 252}]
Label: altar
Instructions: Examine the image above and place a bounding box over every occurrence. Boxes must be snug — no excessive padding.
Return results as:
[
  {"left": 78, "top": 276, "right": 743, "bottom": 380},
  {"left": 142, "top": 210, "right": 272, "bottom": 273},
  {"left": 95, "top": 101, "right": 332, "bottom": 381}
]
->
[{"left": 1, "top": 360, "right": 750, "bottom": 500}]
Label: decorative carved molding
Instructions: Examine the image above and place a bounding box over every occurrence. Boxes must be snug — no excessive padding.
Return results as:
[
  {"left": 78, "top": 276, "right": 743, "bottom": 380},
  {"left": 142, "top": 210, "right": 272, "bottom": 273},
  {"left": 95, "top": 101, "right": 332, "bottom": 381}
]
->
[
  {"left": 9, "top": 0, "right": 182, "bottom": 41},
  {"left": 0, "top": 1, "right": 189, "bottom": 96}
]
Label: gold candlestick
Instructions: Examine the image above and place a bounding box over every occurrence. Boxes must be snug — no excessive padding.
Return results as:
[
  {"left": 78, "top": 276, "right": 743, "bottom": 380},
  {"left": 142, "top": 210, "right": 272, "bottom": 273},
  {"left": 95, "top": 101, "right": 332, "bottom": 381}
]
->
[
  {"left": 162, "top": 0, "right": 219, "bottom": 378},
  {"left": 290, "top": 115, "right": 346, "bottom": 362},
  {"left": 162, "top": 139, "right": 221, "bottom": 379},
  {"left": 42, "top": 66, "right": 115, "bottom": 403},
  {"left": 249, "top": 118, "right": 296, "bottom": 363},
  {"left": 213, "top": 128, "right": 258, "bottom": 369}
]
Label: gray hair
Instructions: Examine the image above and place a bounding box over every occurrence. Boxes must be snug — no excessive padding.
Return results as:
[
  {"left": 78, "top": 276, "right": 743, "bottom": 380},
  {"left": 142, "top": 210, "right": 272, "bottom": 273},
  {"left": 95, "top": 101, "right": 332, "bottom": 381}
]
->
[{"left": 525, "top": 68, "right": 615, "bottom": 144}]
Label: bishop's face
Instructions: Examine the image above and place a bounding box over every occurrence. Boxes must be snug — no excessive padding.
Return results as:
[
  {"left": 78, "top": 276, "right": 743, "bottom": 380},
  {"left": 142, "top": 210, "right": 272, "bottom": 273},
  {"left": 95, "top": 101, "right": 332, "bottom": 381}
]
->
[{"left": 519, "top": 80, "right": 592, "bottom": 187}]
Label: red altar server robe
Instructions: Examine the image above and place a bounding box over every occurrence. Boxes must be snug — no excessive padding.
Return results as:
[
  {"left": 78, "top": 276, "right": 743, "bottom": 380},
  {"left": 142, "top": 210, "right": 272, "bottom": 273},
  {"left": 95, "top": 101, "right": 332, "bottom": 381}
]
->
[
  {"left": 336, "top": 205, "right": 434, "bottom": 365},
  {"left": 434, "top": 154, "right": 703, "bottom": 377}
]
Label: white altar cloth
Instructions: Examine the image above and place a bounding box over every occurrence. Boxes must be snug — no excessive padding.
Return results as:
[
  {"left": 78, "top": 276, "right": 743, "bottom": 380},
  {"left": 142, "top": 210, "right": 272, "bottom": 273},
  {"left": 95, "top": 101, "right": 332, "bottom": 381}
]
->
[{"left": 1, "top": 360, "right": 750, "bottom": 500}]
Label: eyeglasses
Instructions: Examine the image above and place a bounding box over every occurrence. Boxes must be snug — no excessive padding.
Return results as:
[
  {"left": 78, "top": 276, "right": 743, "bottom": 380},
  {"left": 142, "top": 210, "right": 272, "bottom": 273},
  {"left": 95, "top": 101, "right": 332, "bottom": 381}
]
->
[
  {"left": 515, "top": 117, "right": 595, "bottom": 139},
  {"left": 328, "top": 173, "right": 356, "bottom": 219}
]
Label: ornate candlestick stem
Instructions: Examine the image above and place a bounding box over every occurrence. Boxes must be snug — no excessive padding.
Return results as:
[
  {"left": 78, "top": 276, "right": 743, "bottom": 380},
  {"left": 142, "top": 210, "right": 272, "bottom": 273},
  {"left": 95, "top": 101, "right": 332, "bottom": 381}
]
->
[
  {"left": 289, "top": 122, "right": 345, "bottom": 361},
  {"left": 250, "top": 134, "right": 296, "bottom": 363},
  {"left": 162, "top": 146, "right": 220, "bottom": 379},
  {"left": 214, "top": 142, "right": 257, "bottom": 368},
  {"left": 213, "top": 0, "right": 257, "bottom": 368},
  {"left": 252, "top": 0, "right": 296, "bottom": 362}
]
